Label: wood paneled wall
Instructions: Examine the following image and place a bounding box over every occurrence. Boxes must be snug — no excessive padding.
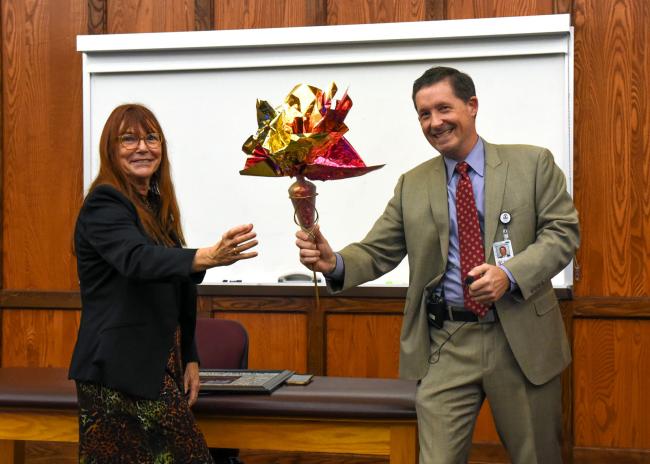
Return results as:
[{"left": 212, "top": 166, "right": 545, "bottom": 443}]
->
[
  {"left": 215, "top": 0, "right": 327, "bottom": 28},
  {"left": 106, "top": 0, "right": 196, "bottom": 33},
  {"left": 2, "top": 0, "right": 649, "bottom": 463},
  {"left": 573, "top": 0, "right": 650, "bottom": 297},
  {"left": 573, "top": 319, "right": 650, "bottom": 449},
  {"left": 570, "top": 0, "right": 650, "bottom": 460},
  {"left": 1, "top": 0, "right": 83, "bottom": 292},
  {"left": 1, "top": 0, "right": 84, "bottom": 375}
]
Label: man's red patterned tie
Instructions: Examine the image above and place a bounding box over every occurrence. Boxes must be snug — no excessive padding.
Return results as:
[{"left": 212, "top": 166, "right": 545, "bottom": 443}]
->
[{"left": 455, "top": 161, "right": 488, "bottom": 317}]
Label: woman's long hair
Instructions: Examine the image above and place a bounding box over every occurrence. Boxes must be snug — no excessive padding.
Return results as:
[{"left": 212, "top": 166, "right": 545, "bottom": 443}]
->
[{"left": 89, "top": 104, "right": 185, "bottom": 246}]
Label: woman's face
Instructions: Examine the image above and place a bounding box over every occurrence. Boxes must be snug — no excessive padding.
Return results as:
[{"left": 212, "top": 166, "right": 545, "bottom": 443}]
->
[{"left": 116, "top": 125, "right": 162, "bottom": 193}]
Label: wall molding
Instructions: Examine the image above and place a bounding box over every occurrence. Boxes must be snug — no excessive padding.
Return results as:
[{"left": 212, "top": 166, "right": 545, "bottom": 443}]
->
[
  {"left": 573, "top": 446, "right": 650, "bottom": 463},
  {"left": 0, "top": 290, "right": 80, "bottom": 309},
  {"left": 3, "top": 291, "right": 650, "bottom": 319},
  {"left": 462, "top": 443, "right": 650, "bottom": 464},
  {"left": 572, "top": 297, "right": 650, "bottom": 318}
]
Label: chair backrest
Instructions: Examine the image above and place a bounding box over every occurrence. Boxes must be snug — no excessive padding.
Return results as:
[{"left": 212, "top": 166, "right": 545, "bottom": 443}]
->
[{"left": 195, "top": 318, "right": 249, "bottom": 369}]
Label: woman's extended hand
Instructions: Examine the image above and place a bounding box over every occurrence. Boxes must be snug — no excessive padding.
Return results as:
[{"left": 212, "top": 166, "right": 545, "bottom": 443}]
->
[
  {"left": 184, "top": 361, "right": 200, "bottom": 407},
  {"left": 192, "top": 224, "right": 258, "bottom": 272}
]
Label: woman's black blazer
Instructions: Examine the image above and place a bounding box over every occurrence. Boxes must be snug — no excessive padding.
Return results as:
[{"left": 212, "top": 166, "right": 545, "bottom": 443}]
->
[{"left": 69, "top": 184, "right": 206, "bottom": 399}]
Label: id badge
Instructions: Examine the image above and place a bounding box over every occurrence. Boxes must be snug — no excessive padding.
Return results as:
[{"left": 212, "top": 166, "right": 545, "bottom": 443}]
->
[{"left": 493, "top": 239, "right": 514, "bottom": 265}]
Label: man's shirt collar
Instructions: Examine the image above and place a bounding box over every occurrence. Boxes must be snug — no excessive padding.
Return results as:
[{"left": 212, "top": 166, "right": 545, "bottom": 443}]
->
[{"left": 444, "top": 137, "right": 485, "bottom": 184}]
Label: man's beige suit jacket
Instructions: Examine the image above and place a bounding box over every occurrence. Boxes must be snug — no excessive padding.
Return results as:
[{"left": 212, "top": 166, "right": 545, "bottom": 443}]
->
[{"left": 333, "top": 140, "right": 580, "bottom": 386}]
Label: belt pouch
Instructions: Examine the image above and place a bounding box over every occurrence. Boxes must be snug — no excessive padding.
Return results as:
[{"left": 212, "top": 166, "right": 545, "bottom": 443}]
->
[{"left": 426, "top": 294, "right": 446, "bottom": 329}]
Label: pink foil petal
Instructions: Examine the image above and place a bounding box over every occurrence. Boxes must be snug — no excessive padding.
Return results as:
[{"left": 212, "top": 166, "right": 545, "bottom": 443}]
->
[{"left": 303, "top": 164, "right": 385, "bottom": 182}]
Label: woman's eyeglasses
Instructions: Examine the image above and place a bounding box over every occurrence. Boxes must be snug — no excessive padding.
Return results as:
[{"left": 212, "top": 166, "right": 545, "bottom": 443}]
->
[{"left": 117, "top": 133, "right": 163, "bottom": 149}]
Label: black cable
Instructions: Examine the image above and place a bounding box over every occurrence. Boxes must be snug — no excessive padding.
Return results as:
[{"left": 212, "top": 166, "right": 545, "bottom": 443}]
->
[{"left": 428, "top": 321, "right": 468, "bottom": 365}]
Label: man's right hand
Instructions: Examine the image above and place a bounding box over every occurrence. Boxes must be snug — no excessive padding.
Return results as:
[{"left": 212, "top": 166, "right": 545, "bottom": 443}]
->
[{"left": 295, "top": 225, "right": 337, "bottom": 274}]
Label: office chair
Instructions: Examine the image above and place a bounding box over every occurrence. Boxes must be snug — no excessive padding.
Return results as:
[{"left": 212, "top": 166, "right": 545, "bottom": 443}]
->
[
  {"left": 195, "top": 317, "right": 248, "bottom": 370},
  {"left": 195, "top": 317, "right": 249, "bottom": 464}
]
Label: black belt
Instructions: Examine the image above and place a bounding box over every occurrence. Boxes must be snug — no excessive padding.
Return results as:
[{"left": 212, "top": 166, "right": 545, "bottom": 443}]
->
[
  {"left": 427, "top": 295, "right": 499, "bottom": 326},
  {"left": 445, "top": 305, "right": 498, "bottom": 323}
]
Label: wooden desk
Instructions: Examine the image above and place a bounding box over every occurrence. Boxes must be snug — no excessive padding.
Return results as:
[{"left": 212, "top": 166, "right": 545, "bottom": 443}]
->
[{"left": 0, "top": 368, "right": 418, "bottom": 464}]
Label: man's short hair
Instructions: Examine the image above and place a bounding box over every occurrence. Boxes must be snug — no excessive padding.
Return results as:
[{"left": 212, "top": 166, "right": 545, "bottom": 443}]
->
[{"left": 412, "top": 66, "right": 476, "bottom": 106}]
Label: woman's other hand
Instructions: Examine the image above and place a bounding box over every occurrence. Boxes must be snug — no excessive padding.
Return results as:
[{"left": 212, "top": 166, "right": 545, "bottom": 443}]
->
[
  {"left": 184, "top": 361, "right": 200, "bottom": 407},
  {"left": 192, "top": 224, "right": 258, "bottom": 271}
]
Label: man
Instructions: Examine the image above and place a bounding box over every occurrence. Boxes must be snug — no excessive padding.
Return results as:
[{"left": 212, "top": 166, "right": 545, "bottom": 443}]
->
[{"left": 296, "top": 66, "right": 579, "bottom": 463}]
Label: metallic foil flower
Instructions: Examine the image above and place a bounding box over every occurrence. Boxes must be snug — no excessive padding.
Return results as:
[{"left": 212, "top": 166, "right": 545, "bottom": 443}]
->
[{"left": 240, "top": 82, "right": 383, "bottom": 183}]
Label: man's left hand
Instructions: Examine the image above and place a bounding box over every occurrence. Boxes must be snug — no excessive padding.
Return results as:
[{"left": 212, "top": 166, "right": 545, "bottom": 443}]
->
[
  {"left": 467, "top": 264, "right": 510, "bottom": 305},
  {"left": 184, "top": 361, "right": 200, "bottom": 407}
]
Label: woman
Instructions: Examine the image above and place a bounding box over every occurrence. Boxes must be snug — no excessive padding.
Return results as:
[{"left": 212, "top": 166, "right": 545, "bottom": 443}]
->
[{"left": 69, "top": 104, "right": 257, "bottom": 463}]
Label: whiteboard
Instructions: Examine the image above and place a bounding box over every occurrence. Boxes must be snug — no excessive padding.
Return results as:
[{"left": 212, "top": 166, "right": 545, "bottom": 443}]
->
[{"left": 78, "top": 15, "right": 574, "bottom": 287}]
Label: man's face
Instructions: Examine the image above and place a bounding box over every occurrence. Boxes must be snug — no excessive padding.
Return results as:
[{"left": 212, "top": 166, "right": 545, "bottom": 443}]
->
[{"left": 415, "top": 79, "right": 478, "bottom": 161}]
